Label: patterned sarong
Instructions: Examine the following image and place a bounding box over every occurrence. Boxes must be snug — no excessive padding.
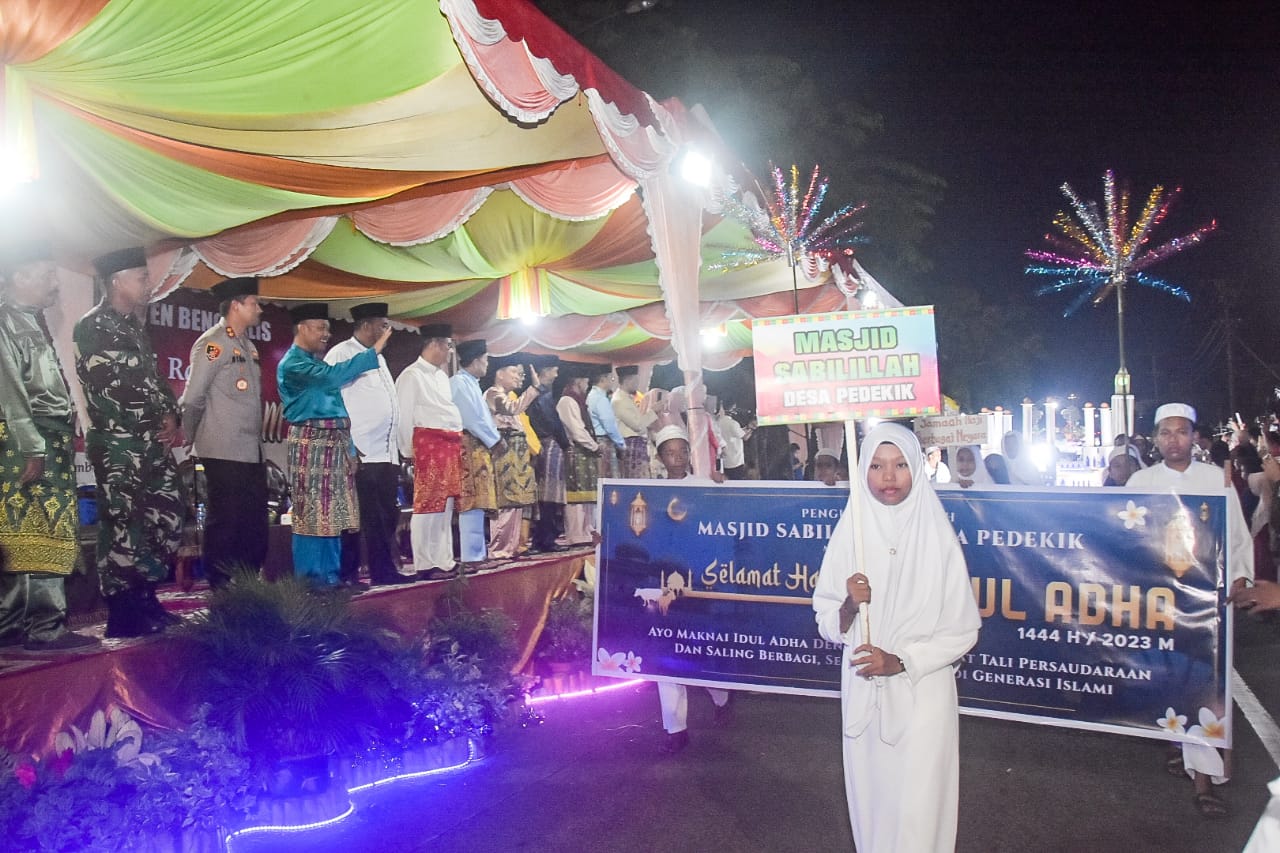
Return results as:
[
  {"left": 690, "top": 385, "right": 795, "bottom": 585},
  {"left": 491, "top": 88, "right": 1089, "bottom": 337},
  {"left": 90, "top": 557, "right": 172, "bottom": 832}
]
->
[
  {"left": 565, "top": 444, "right": 599, "bottom": 504},
  {"left": 412, "top": 427, "right": 462, "bottom": 514},
  {"left": 493, "top": 430, "right": 536, "bottom": 508},
  {"left": 287, "top": 419, "right": 358, "bottom": 537},
  {"left": 534, "top": 439, "right": 565, "bottom": 504},
  {"left": 621, "top": 435, "right": 651, "bottom": 479},
  {"left": 458, "top": 432, "right": 497, "bottom": 514},
  {"left": 0, "top": 420, "right": 77, "bottom": 575}
]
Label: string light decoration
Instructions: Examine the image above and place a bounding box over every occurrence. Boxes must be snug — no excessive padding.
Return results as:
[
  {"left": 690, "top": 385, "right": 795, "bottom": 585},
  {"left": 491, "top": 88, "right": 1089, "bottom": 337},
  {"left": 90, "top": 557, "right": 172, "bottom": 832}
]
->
[{"left": 707, "top": 164, "right": 866, "bottom": 274}]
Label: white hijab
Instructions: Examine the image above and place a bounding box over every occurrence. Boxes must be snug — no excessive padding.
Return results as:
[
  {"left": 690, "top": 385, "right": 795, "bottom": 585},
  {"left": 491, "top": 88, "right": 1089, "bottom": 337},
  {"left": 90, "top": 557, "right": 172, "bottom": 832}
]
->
[
  {"left": 814, "top": 422, "right": 981, "bottom": 742},
  {"left": 950, "top": 444, "right": 991, "bottom": 486}
]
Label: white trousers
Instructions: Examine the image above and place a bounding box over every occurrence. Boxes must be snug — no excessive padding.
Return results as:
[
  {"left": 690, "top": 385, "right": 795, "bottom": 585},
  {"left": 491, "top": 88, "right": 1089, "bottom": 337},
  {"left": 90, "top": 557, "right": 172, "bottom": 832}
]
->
[
  {"left": 657, "top": 682, "right": 729, "bottom": 734},
  {"left": 410, "top": 497, "right": 455, "bottom": 571},
  {"left": 564, "top": 503, "right": 594, "bottom": 545}
]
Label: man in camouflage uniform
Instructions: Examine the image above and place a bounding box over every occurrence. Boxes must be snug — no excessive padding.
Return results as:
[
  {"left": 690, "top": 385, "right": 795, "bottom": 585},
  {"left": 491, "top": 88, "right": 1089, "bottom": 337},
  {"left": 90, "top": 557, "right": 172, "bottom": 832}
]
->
[
  {"left": 0, "top": 242, "right": 98, "bottom": 650},
  {"left": 74, "top": 247, "right": 184, "bottom": 637}
]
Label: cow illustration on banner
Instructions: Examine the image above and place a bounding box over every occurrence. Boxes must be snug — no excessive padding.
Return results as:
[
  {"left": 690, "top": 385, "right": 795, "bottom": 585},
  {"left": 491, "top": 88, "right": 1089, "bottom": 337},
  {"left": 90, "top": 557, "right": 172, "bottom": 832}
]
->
[{"left": 593, "top": 480, "right": 1231, "bottom": 748}]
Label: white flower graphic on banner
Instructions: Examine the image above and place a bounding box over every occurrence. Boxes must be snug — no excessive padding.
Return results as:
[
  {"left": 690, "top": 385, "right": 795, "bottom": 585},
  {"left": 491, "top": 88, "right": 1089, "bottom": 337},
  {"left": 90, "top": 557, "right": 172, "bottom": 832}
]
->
[
  {"left": 1116, "top": 500, "right": 1148, "bottom": 529},
  {"left": 1187, "top": 707, "right": 1226, "bottom": 742},
  {"left": 596, "top": 648, "right": 643, "bottom": 673},
  {"left": 1156, "top": 707, "right": 1187, "bottom": 735},
  {"left": 597, "top": 648, "right": 627, "bottom": 671}
]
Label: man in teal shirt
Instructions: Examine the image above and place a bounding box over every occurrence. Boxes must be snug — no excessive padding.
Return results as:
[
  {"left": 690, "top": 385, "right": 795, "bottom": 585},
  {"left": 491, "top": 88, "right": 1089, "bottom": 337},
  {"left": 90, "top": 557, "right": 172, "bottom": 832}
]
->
[{"left": 277, "top": 303, "right": 391, "bottom": 587}]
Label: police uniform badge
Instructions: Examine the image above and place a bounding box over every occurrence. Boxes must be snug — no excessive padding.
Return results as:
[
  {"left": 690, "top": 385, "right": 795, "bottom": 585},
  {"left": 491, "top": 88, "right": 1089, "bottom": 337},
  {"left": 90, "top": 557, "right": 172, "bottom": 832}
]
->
[{"left": 206, "top": 343, "right": 222, "bottom": 360}]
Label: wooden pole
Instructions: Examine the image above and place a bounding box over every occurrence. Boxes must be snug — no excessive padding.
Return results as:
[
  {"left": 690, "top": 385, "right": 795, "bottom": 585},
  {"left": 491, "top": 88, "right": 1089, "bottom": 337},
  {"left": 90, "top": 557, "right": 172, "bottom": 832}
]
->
[{"left": 845, "top": 419, "right": 869, "bottom": 647}]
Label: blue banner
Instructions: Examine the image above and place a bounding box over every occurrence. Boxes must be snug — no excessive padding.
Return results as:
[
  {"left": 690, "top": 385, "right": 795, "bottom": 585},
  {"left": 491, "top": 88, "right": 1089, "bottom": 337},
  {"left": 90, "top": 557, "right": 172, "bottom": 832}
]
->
[{"left": 593, "top": 480, "right": 1231, "bottom": 746}]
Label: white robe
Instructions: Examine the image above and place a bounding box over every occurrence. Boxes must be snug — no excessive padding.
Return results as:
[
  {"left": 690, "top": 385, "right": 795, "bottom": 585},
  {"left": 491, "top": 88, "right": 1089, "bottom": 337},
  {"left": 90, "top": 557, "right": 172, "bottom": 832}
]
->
[
  {"left": 1126, "top": 459, "right": 1252, "bottom": 783},
  {"left": 814, "top": 423, "right": 981, "bottom": 853}
]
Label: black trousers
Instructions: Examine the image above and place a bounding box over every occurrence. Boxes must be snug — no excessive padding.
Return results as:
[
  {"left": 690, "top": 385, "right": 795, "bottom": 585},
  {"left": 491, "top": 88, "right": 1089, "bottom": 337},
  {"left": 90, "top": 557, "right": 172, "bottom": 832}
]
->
[
  {"left": 340, "top": 462, "right": 401, "bottom": 583},
  {"left": 202, "top": 458, "right": 268, "bottom": 587},
  {"left": 531, "top": 501, "right": 564, "bottom": 550}
]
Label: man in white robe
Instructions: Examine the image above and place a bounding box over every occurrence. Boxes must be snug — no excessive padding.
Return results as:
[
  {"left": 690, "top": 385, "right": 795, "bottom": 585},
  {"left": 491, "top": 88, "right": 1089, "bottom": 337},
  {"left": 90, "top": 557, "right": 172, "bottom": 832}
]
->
[
  {"left": 395, "top": 324, "right": 462, "bottom": 579},
  {"left": 1127, "top": 401, "right": 1253, "bottom": 817},
  {"left": 814, "top": 422, "right": 980, "bottom": 852}
]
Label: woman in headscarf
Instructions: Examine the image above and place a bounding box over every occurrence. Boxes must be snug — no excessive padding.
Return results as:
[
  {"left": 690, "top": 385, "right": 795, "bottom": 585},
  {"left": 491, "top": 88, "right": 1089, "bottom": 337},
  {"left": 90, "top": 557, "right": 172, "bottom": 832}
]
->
[
  {"left": 950, "top": 444, "right": 991, "bottom": 488},
  {"left": 813, "top": 422, "right": 981, "bottom": 853},
  {"left": 1102, "top": 443, "right": 1144, "bottom": 487},
  {"left": 1001, "top": 430, "right": 1045, "bottom": 486}
]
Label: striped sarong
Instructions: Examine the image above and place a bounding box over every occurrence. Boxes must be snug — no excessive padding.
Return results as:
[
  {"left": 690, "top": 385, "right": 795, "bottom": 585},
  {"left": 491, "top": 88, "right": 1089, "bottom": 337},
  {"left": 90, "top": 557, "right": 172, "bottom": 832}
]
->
[
  {"left": 286, "top": 419, "right": 359, "bottom": 537},
  {"left": 458, "top": 432, "right": 497, "bottom": 513},
  {"left": 0, "top": 420, "right": 77, "bottom": 575},
  {"left": 412, "top": 427, "right": 462, "bottom": 514},
  {"left": 565, "top": 444, "right": 599, "bottom": 504},
  {"left": 621, "top": 435, "right": 650, "bottom": 479},
  {"left": 534, "top": 439, "right": 566, "bottom": 504},
  {"left": 493, "top": 430, "right": 535, "bottom": 508}
]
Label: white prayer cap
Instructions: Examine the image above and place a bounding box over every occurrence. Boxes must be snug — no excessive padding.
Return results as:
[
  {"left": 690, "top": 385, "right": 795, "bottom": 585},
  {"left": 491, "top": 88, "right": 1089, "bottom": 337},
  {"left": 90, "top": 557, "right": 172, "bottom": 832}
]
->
[
  {"left": 653, "top": 424, "right": 690, "bottom": 449},
  {"left": 924, "top": 445, "right": 941, "bottom": 455},
  {"left": 1153, "top": 402, "right": 1197, "bottom": 426},
  {"left": 814, "top": 448, "right": 840, "bottom": 461}
]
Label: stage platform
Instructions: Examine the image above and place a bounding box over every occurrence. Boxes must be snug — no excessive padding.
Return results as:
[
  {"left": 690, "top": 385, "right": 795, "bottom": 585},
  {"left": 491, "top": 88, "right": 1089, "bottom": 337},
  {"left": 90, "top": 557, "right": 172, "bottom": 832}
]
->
[{"left": 0, "top": 549, "right": 591, "bottom": 758}]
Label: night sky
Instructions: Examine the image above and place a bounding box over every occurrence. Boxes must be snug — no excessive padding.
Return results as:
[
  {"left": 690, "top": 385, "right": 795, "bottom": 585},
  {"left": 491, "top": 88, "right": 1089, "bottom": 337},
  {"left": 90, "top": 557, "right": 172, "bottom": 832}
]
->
[{"left": 619, "top": 2, "right": 1280, "bottom": 424}]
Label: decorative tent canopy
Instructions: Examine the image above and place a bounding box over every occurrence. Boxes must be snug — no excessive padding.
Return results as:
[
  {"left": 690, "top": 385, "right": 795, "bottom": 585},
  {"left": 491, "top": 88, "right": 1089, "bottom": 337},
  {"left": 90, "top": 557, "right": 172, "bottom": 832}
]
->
[{"left": 2, "top": 0, "right": 888, "bottom": 467}]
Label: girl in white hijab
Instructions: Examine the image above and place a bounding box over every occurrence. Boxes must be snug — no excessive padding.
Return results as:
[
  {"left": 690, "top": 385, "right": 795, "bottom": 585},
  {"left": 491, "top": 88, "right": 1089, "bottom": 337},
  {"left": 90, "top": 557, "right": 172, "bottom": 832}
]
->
[
  {"left": 950, "top": 444, "right": 991, "bottom": 488},
  {"left": 813, "top": 422, "right": 981, "bottom": 853}
]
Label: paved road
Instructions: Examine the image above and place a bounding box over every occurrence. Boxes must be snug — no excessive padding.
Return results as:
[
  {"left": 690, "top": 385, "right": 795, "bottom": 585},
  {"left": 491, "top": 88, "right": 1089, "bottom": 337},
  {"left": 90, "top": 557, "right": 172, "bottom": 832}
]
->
[{"left": 236, "top": 614, "right": 1280, "bottom": 853}]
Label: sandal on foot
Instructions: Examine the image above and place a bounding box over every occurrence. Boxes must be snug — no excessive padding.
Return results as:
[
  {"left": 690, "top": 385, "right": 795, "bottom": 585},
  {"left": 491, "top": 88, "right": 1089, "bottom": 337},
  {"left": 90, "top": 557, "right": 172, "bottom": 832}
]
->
[{"left": 1193, "top": 791, "right": 1229, "bottom": 818}]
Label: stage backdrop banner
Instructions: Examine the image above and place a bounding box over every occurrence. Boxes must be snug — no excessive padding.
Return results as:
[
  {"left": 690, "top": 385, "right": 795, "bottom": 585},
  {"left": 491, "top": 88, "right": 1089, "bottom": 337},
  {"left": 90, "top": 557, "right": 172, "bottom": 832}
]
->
[
  {"left": 751, "top": 306, "right": 940, "bottom": 426},
  {"left": 594, "top": 481, "right": 1231, "bottom": 747}
]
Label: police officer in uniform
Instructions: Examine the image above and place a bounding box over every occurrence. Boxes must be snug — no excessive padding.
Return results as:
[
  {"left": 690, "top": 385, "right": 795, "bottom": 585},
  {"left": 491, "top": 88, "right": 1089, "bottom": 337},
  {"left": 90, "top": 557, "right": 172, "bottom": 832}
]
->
[
  {"left": 179, "top": 277, "right": 267, "bottom": 587},
  {"left": 74, "top": 247, "right": 184, "bottom": 637}
]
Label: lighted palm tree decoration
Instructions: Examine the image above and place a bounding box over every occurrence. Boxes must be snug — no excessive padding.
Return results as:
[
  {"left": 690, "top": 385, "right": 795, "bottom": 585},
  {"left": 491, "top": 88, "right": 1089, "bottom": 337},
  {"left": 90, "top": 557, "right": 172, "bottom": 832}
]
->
[
  {"left": 1025, "top": 170, "right": 1215, "bottom": 413},
  {"left": 709, "top": 164, "right": 866, "bottom": 311}
]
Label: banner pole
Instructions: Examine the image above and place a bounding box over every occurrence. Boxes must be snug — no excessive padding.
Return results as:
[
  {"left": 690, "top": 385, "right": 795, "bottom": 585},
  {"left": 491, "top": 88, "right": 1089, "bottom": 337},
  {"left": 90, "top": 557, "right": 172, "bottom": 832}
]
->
[{"left": 845, "top": 418, "right": 869, "bottom": 647}]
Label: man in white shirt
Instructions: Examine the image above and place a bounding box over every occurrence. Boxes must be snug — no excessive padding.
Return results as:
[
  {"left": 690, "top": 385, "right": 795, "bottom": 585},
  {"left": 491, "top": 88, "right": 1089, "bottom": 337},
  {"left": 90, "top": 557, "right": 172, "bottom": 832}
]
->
[
  {"left": 924, "top": 445, "right": 951, "bottom": 484},
  {"left": 717, "top": 402, "right": 750, "bottom": 480},
  {"left": 325, "top": 303, "right": 408, "bottom": 587},
  {"left": 395, "top": 324, "right": 462, "bottom": 579},
  {"left": 1127, "top": 401, "right": 1253, "bottom": 818}
]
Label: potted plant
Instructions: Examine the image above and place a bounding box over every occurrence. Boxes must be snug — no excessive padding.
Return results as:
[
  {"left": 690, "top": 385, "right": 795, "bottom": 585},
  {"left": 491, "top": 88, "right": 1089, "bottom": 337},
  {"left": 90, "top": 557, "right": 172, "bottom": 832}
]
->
[
  {"left": 535, "top": 592, "right": 593, "bottom": 675},
  {"left": 172, "top": 572, "right": 410, "bottom": 820}
]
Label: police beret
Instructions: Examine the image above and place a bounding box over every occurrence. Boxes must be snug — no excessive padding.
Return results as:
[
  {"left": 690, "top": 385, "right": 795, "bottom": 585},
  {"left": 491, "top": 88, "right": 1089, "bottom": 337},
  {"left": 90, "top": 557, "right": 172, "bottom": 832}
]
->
[
  {"left": 290, "top": 303, "right": 329, "bottom": 323},
  {"left": 350, "top": 302, "right": 389, "bottom": 322},
  {"left": 93, "top": 247, "right": 147, "bottom": 280},
  {"left": 419, "top": 323, "right": 452, "bottom": 340},
  {"left": 456, "top": 339, "right": 487, "bottom": 365},
  {"left": 210, "top": 277, "right": 258, "bottom": 302}
]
